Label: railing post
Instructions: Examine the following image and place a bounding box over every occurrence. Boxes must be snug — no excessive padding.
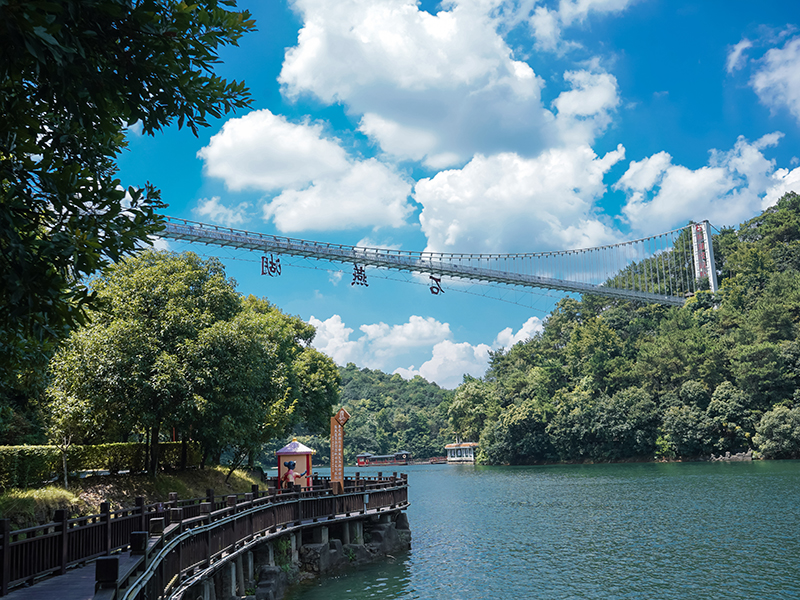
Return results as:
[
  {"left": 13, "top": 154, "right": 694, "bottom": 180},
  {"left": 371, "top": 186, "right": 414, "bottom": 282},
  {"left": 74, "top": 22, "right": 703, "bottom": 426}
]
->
[
  {"left": 201, "top": 503, "right": 212, "bottom": 568},
  {"left": 1, "top": 518, "right": 10, "bottom": 597},
  {"left": 169, "top": 491, "right": 178, "bottom": 508},
  {"left": 170, "top": 508, "right": 183, "bottom": 532},
  {"left": 251, "top": 484, "right": 259, "bottom": 499},
  {"left": 54, "top": 508, "right": 69, "bottom": 575},
  {"left": 227, "top": 496, "right": 238, "bottom": 549},
  {"left": 95, "top": 556, "right": 119, "bottom": 592},
  {"left": 101, "top": 502, "right": 112, "bottom": 555},
  {"left": 206, "top": 488, "right": 215, "bottom": 510}
]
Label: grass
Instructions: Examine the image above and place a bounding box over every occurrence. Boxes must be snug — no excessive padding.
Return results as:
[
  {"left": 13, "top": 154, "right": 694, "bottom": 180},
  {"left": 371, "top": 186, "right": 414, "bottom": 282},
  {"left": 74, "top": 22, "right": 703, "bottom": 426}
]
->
[
  {"left": 0, "top": 487, "right": 87, "bottom": 530},
  {"left": 0, "top": 466, "right": 264, "bottom": 530}
]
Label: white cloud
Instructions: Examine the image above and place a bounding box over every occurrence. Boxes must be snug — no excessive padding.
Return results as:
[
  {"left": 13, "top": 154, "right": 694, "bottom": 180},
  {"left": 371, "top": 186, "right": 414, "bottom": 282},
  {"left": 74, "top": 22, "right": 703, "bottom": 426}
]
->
[
  {"left": 494, "top": 316, "right": 544, "bottom": 348},
  {"left": 310, "top": 313, "right": 550, "bottom": 388},
  {"left": 308, "top": 315, "right": 363, "bottom": 366},
  {"left": 529, "top": 0, "right": 637, "bottom": 52},
  {"left": 194, "top": 196, "right": 250, "bottom": 227},
  {"left": 360, "top": 316, "right": 451, "bottom": 358},
  {"left": 355, "top": 236, "right": 402, "bottom": 251},
  {"left": 751, "top": 36, "right": 800, "bottom": 124},
  {"left": 197, "top": 109, "right": 414, "bottom": 232},
  {"left": 726, "top": 38, "right": 753, "bottom": 73},
  {"left": 263, "top": 158, "right": 414, "bottom": 231},
  {"left": 126, "top": 120, "right": 144, "bottom": 136},
  {"left": 415, "top": 144, "right": 625, "bottom": 253},
  {"left": 280, "top": 0, "right": 551, "bottom": 163},
  {"left": 198, "top": 110, "right": 349, "bottom": 191},
  {"left": 553, "top": 67, "right": 620, "bottom": 145},
  {"left": 761, "top": 165, "right": 800, "bottom": 210},
  {"left": 149, "top": 236, "right": 171, "bottom": 251},
  {"left": 309, "top": 313, "right": 454, "bottom": 375},
  {"left": 615, "top": 133, "right": 793, "bottom": 233},
  {"left": 395, "top": 340, "right": 492, "bottom": 389},
  {"left": 358, "top": 113, "right": 439, "bottom": 163}
]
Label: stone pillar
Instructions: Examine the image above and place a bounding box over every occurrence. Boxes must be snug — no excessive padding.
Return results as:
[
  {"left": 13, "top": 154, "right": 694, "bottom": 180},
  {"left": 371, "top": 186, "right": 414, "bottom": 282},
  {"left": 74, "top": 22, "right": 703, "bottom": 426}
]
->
[
  {"left": 219, "top": 562, "right": 236, "bottom": 600},
  {"left": 291, "top": 532, "right": 299, "bottom": 563},
  {"left": 246, "top": 551, "right": 255, "bottom": 586},
  {"left": 235, "top": 555, "right": 245, "bottom": 596},
  {"left": 202, "top": 579, "right": 216, "bottom": 600},
  {"left": 379, "top": 513, "right": 391, "bottom": 524},
  {"left": 268, "top": 542, "right": 275, "bottom": 567}
]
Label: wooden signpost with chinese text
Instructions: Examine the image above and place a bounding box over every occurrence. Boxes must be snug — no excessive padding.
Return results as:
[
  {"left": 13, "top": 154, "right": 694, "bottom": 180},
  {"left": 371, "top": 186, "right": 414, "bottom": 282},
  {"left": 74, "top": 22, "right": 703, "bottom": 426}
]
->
[{"left": 330, "top": 407, "right": 350, "bottom": 495}]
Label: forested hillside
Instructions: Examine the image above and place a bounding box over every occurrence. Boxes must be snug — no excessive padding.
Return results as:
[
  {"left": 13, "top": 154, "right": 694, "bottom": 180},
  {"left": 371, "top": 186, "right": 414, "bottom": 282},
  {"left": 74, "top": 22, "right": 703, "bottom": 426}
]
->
[
  {"left": 338, "top": 364, "right": 454, "bottom": 462},
  {"left": 451, "top": 192, "right": 800, "bottom": 464}
]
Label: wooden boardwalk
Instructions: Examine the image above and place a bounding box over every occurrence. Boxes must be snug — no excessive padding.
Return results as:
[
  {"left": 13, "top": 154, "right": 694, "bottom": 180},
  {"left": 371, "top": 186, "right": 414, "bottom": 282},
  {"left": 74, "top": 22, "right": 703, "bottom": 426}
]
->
[
  {"left": 1, "top": 474, "right": 409, "bottom": 600},
  {"left": 4, "top": 563, "right": 96, "bottom": 600}
]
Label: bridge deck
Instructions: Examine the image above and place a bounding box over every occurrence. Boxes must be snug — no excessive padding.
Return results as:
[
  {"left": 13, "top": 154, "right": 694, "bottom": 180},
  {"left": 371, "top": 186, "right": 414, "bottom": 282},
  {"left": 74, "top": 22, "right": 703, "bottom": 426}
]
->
[{"left": 159, "top": 217, "right": 690, "bottom": 306}]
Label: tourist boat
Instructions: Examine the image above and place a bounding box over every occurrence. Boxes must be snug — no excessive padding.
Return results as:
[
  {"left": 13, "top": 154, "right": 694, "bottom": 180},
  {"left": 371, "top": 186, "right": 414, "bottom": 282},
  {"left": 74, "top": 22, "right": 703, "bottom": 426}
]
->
[
  {"left": 355, "top": 451, "right": 411, "bottom": 466},
  {"left": 445, "top": 442, "right": 479, "bottom": 463}
]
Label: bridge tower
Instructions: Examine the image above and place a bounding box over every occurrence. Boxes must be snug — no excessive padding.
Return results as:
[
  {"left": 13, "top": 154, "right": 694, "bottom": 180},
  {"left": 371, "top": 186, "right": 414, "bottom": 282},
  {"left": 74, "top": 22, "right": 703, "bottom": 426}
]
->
[{"left": 691, "top": 221, "right": 718, "bottom": 293}]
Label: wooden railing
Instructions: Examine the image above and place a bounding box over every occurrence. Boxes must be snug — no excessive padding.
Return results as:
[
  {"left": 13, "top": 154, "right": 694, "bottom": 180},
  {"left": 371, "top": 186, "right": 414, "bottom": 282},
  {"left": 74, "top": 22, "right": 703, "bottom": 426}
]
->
[{"left": 0, "top": 472, "right": 408, "bottom": 597}]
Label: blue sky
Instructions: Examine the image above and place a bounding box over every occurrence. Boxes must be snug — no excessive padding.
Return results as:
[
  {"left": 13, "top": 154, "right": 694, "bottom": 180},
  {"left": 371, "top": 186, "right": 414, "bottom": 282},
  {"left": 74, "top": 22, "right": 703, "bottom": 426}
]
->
[{"left": 118, "top": 0, "right": 800, "bottom": 388}]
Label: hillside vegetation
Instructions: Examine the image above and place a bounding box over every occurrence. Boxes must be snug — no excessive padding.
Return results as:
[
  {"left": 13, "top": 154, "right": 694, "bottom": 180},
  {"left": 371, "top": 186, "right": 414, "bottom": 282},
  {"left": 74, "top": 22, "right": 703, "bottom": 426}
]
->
[{"left": 450, "top": 192, "right": 800, "bottom": 464}]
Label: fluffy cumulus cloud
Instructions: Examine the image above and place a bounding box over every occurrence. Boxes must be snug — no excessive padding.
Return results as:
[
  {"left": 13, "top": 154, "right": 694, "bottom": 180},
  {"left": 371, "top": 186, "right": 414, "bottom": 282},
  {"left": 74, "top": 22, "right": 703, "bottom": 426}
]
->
[
  {"left": 309, "top": 314, "right": 452, "bottom": 370},
  {"left": 553, "top": 66, "right": 620, "bottom": 145},
  {"left": 395, "top": 340, "right": 492, "bottom": 389},
  {"left": 197, "top": 109, "right": 413, "bottom": 232},
  {"left": 309, "top": 313, "right": 542, "bottom": 388},
  {"left": 615, "top": 133, "right": 798, "bottom": 233},
  {"left": 415, "top": 144, "right": 625, "bottom": 253},
  {"left": 494, "top": 316, "right": 544, "bottom": 348},
  {"left": 530, "top": 0, "right": 637, "bottom": 52},
  {"left": 263, "top": 158, "right": 414, "bottom": 231},
  {"left": 280, "top": 0, "right": 551, "bottom": 164},
  {"left": 750, "top": 36, "right": 800, "bottom": 124}
]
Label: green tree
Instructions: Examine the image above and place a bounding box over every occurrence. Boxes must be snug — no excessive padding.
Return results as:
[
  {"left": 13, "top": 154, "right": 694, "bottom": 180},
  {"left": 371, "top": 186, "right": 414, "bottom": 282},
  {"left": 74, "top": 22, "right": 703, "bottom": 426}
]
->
[
  {"left": 1, "top": 0, "right": 255, "bottom": 394},
  {"left": 706, "top": 382, "right": 755, "bottom": 454},
  {"left": 448, "top": 379, "right": 498, "bottom": 443},
  {"left": 754, "top": 405, "right": 800, "bottom": 459},
  {"left": 47, "top": 251, "right": 339, "bottom": 474}
]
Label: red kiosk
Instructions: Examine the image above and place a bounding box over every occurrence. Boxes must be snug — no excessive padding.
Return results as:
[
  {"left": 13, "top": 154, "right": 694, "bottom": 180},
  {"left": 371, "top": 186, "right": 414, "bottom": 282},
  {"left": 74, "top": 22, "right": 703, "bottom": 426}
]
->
[{"left": 276, "top": 438, "right": 315, "bottom": 490}]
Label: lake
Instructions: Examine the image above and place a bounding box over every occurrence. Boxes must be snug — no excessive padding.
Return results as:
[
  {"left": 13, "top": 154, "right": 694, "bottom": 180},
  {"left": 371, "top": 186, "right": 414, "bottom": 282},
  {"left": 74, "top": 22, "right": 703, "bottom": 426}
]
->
[{"left": 287, "top": 460, "right": 800, "bottom": 600}]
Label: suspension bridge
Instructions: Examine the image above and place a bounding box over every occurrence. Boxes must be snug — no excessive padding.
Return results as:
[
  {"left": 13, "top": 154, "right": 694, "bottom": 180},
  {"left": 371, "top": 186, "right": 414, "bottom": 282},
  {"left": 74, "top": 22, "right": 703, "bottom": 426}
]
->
[{"left": 158, "top": 216, "right": 718, "bottom": 307}]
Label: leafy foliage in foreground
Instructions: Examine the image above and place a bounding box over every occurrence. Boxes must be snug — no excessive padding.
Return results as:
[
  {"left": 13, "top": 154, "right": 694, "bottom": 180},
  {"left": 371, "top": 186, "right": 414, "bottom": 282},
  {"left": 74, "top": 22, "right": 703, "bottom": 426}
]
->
[
  {"left": 1, "top": 0, "right": 255, "bottom": 440},
  {"left": 452, "top": 192, "right": 800, "bottom": 463}
]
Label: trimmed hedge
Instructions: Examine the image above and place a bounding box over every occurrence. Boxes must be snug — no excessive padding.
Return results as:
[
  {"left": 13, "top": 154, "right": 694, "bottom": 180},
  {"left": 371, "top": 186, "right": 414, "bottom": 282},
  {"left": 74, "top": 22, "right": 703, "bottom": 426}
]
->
[{"left": 0, "top": 442, "right": 202, "bottom": 490}]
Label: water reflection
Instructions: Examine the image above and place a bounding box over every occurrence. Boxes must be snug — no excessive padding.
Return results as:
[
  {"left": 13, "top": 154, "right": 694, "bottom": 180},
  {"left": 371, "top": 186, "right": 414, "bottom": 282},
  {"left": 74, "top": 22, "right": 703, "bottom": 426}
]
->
[{"left": 285, "top": 555, "right": 414, "bottom": 600}]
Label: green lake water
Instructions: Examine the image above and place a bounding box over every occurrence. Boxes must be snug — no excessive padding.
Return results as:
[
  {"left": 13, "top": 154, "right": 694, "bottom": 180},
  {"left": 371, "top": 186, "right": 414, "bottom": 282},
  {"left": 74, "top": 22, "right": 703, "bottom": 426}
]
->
[{"left": 287, "top": 461, "right": 800, "bottom": 599}]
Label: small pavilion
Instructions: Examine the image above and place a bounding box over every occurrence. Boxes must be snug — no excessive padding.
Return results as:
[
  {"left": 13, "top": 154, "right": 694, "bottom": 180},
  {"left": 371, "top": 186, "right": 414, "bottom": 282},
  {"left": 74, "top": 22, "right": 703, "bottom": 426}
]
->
[{"left": 276, "top": 438, "right": 315, "bottom": 488}]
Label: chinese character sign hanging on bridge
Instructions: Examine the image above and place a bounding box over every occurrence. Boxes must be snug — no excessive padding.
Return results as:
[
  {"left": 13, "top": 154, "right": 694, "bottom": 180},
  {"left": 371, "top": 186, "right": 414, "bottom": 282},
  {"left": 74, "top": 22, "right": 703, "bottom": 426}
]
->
[
  {"left": 429, "top": 275, "right": 444, "bottom": 295},
  {"left": 261, "top": 254, "right": 281, "bottom": 277},
  {"left": 351, "top": 264, "right": 368, "bottom": 286}
]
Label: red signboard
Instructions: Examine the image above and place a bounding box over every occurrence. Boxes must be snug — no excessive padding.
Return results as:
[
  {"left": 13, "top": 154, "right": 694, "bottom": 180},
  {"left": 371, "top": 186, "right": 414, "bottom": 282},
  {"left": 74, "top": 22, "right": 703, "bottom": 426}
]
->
[{"left": 330, "top": 407, "right": 350, "bottom": 493}]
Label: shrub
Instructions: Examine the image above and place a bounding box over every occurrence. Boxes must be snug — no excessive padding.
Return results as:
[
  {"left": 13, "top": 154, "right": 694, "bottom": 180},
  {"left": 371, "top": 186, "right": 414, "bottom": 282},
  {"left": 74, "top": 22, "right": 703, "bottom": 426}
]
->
[
  {"left": 754, "top": 406, "right": 800, "bottom": 459},
  {"left": 0, "top": 441, "right": 202, "bottom": 491}
]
